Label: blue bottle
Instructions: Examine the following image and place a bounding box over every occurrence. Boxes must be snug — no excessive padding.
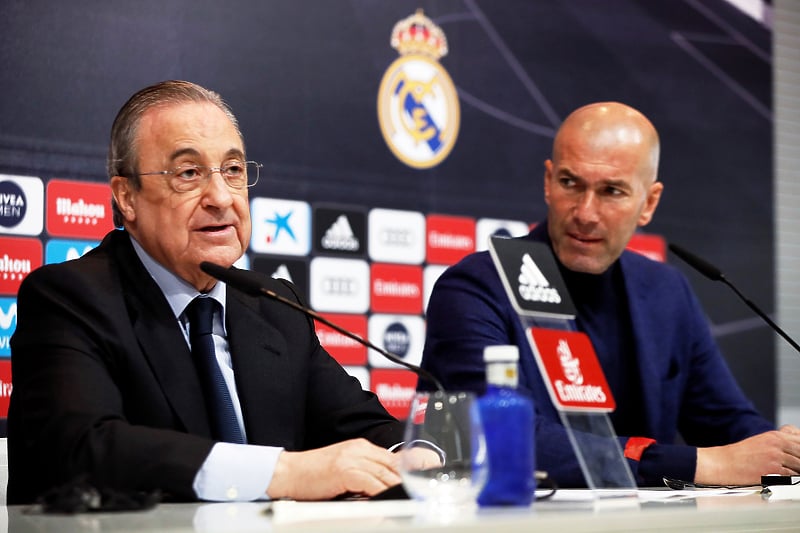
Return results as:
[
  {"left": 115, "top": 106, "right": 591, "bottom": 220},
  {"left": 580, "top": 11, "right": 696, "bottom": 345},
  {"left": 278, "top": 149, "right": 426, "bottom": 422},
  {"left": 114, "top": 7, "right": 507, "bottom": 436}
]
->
[{"left": 477, "top": 345, "right": 536, "bottom": 506}]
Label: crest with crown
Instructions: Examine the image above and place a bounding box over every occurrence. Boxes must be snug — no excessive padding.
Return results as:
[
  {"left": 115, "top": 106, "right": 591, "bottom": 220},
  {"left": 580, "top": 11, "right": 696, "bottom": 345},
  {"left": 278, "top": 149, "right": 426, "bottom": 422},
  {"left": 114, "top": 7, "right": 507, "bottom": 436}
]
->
[{"left": 390, "top": 9, "right": 448, "bottom": 60}]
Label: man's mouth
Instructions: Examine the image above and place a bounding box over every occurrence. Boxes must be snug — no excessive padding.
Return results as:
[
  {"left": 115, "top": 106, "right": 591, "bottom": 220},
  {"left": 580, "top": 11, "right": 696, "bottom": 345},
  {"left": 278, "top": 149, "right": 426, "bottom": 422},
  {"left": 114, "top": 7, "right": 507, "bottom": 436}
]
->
[{"left": 198, "top": 223, "right": 233, "bottom": 233}]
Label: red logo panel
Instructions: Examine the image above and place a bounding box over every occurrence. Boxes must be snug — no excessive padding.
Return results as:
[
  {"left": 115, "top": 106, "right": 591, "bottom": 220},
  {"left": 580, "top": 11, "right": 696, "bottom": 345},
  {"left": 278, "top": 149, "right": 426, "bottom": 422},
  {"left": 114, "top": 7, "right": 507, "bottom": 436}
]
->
[
  {"left": 426, "top": 214, "right": 476, "bottom": 265},
  {"left": 0, "top": 360, "right": 11, "bottom": 417},
  {"left": 46, "top": 180, "right": 114, "bottom": 239},
  {"left": 370, "top": 368, "right": 418, "bottom": 420},
  {"left": 370, "top": 263, "right": 423, "bottom": 314},
  {"left": 627, "top": 233, "right": 666, "bottom": 263},
  {"left": 0, "top": 237, "right": 43, "bottom": 295},
  {"left": 317, "top": 313, "right": 368, "bottom": 365},
  {"left": 527, "top": 328, "right": 615, "bottom": 412}
]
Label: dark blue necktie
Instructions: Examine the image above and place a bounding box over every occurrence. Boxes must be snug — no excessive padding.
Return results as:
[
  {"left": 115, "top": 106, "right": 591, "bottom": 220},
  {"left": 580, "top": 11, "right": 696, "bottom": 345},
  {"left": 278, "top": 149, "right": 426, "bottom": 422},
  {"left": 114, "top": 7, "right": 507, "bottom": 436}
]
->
[{"left": 186, "top": 297, "right": 245, "bottom": 444}]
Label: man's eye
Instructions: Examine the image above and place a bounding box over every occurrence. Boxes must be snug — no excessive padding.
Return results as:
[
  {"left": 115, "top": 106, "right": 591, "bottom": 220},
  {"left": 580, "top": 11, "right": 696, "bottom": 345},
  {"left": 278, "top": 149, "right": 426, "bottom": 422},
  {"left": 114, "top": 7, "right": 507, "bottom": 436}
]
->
[
  {"left": 176, "top": 166, "right": 201, "bottom": 180},
  {"left": 224, "top": 162, "right": 245, "bottom": 177}
]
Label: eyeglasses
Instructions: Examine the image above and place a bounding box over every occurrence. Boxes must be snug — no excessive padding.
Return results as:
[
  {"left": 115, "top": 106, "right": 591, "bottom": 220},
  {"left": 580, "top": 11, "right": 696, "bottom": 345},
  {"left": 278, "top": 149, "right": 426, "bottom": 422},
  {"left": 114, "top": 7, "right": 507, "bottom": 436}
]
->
[{"left": 137, "top": 160, "right": 261, "bottom": 193}]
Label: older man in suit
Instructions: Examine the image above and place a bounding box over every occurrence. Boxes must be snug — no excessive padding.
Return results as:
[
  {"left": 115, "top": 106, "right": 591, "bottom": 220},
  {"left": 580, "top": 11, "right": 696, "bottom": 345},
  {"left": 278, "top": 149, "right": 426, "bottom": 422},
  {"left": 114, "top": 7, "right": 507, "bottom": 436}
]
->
[{"left": 8, "top": 80, "right": 434, "bottom": 504}]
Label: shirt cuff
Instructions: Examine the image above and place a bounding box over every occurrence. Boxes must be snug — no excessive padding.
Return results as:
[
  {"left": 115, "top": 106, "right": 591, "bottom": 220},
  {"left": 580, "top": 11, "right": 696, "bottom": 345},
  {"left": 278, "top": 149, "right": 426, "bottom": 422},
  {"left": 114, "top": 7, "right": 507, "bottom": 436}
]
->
[
  {"left": 193, "top": 442, "right": 284, "bottom": 501},
  {"left": 635, "top": 443, "right": 697, "bottom": 487}
]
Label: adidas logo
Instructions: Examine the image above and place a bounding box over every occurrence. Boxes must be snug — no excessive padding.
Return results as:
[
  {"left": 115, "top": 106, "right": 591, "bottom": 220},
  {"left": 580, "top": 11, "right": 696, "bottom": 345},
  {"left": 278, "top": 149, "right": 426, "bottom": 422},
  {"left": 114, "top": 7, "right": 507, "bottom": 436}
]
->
[
  {"left": 321, "top": 215, "right": 360, "bottom": 252},
  {"left": 271, "top": 264, "right": 294, "bottom": 283},
  {"left": 517, "top": 253, "right": 562, "bottom": 304}
]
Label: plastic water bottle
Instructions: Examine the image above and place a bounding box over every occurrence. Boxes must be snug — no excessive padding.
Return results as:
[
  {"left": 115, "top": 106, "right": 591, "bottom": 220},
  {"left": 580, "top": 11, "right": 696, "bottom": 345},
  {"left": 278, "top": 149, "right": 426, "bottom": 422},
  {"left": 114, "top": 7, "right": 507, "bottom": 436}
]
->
[{"left": 477, "top": 345, "right": 536, "bottom": 506}]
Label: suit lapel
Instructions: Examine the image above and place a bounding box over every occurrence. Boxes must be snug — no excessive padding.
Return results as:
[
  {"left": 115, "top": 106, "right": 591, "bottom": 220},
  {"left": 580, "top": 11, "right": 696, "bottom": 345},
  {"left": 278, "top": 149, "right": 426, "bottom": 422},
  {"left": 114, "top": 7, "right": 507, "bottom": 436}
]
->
[
  {"left": 619, "top": 254, "right": 664, "bottom": 437},
  {"left": 112, "top": 231, "right": 212, "bottom": 437},
  {"left": 225, "top": 289, "right": 289, "bottom": 445}
]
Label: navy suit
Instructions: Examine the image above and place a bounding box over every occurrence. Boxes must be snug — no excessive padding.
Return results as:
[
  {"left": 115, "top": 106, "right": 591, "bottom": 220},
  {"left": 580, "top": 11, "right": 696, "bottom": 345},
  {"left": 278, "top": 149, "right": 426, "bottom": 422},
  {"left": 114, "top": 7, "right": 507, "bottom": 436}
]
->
[
  {"left": 8, "top": 230, "right": 402, "bottom": 504},
  {"left": 420, "top": 224, "right": 772, "bottom": 486}
]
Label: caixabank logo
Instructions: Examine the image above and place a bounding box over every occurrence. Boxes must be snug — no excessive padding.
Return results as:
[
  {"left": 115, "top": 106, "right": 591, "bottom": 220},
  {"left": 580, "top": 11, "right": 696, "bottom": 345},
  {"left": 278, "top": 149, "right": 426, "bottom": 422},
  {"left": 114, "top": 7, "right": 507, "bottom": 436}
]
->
[
  {"left": 46, "top": 179, "right": 114, "bottom": 239},
  {"left": 250, "top": 197, "right": 311, "bottom": 256},
  {"left": 0, "top": 175, "right": 44, "bottom": 236}
]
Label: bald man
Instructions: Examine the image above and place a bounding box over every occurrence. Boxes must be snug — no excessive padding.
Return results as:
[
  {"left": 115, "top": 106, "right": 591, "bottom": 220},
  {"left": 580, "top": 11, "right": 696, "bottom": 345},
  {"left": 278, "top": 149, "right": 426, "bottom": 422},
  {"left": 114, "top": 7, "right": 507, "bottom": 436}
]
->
[{"left": 419, "top": 102, "right": 800, "bottom": 488}]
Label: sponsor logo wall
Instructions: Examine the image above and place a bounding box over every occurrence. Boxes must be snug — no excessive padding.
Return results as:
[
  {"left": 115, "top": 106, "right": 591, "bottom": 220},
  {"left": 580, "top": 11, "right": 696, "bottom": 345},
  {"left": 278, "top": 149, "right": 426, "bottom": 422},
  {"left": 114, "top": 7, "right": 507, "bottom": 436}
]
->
[{"left": 0, "top": 170, "right": 667, "bottom": 421}]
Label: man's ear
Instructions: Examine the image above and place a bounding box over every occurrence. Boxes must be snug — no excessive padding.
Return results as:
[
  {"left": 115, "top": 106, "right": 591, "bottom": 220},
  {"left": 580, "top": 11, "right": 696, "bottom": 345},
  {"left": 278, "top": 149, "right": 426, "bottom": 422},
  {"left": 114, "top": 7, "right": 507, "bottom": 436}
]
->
[
  {"left": 543, "top": 159, "right": 554, "bottom": 207},
  {"left": 637, "top": 181, "right": 664, "bottom": 227},
  {"left": 110, "top": 176, "right": 136, "bottom": 223}
]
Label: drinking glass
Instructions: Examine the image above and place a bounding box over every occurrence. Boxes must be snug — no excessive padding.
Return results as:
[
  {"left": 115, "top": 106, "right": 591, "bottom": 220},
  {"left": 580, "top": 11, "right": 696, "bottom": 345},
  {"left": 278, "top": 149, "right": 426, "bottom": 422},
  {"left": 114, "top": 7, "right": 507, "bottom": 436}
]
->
[{"left": 398, "top": 391, "right": 487, "bottom": 507}]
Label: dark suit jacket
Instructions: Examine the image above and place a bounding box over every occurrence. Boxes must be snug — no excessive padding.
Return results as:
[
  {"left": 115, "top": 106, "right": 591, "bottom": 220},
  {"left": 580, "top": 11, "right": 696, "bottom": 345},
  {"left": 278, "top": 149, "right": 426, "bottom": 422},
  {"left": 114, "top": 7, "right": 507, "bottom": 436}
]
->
[
  {"left": 420, "top": 224, "right": 772, "bottom": 486},
  {"left": 8, "top": 230, "right": 402, "bottom": 504}
]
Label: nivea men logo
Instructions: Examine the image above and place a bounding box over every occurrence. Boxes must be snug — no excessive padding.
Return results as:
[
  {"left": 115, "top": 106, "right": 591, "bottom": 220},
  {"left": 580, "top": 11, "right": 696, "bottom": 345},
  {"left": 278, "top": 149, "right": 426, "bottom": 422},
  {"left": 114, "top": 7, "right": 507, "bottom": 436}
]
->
[
  {"left": 382, "top": 322, "right": 411, "bottom": 357},
  {"left": 0, "top": 181, "right": 26, "bottom": 227},
  {"left": 321, "top": 215, "right": 360, "bottom": 252},
  {"left": 518, "top": 253, "right": 562, "bottom": 304},
  {"left": 368, "top": 314, "right": 424, "bottom": 368}
]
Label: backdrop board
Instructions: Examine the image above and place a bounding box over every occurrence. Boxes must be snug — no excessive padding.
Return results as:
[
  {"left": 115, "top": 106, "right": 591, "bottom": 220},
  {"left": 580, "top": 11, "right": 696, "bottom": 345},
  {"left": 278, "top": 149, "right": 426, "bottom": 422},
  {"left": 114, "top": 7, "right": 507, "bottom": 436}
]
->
[{"left": 0, "top": 0, "right": 773, "bottom": 432}]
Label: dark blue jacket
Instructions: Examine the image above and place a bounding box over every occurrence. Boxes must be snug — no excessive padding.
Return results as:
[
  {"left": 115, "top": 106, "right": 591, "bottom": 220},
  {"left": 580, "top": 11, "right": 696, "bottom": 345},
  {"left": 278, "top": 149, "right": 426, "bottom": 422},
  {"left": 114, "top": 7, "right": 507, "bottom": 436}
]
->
[{"left": 420, "top": 223, "right": 772, "bottom": 487}]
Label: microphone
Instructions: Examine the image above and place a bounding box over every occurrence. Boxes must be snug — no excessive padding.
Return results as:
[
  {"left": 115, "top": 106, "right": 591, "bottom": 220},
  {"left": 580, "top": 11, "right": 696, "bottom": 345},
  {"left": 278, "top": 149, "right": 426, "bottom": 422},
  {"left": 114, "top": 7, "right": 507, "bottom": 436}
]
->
[
  {"left": 199, "top": 261, "right": 445, "bottom": 391},
  {"left": 668, "top": 243, "right": 800, "bottom": 354}
]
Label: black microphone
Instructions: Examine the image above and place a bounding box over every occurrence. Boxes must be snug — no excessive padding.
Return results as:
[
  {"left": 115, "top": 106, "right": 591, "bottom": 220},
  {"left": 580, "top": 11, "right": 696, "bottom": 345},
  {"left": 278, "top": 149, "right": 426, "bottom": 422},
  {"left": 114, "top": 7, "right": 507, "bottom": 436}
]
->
[
  {"left": 199, "top": 261, "right": 446, "bottom": 391},
  {"left": 668, "top": 243, "right": 800, "bottom": 354}
]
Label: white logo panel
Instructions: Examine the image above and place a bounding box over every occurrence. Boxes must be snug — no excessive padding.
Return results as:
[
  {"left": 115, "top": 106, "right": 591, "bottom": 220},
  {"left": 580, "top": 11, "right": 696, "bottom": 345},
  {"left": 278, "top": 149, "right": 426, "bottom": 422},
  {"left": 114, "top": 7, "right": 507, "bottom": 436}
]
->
[
  {"left": 475, "top": 218, "right": 530, "bottom": 251},
  {"left": 250, "top": 198, "right": 311, "bottom": 256},
  {"left": 368, "top": 314, "right": 425, "bottom": 369},
  {"left": 309, "top": 257, "right": 369, "bottom": 313},
  {"left": 423, "top": 264, "right": 447, "bottom": 314},
  {"left": 368, "top": 208, "right": 425, "bottom": 264},
  {"left": 0, "top": 175, "right": 44, "bottom": 236}
]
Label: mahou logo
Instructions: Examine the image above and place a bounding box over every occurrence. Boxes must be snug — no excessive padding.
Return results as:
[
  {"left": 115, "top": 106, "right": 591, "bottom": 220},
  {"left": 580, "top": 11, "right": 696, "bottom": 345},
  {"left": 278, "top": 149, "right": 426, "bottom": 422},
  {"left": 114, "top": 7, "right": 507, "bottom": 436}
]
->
[
  {"left": 0, "top": 237, "right": 42, "bottom": 295},
  {"left": 46, "top": 180, "right": 114, "bottom": 239},
  {"left": 371, "top": 368, "right": 418, "bottom": 420}
]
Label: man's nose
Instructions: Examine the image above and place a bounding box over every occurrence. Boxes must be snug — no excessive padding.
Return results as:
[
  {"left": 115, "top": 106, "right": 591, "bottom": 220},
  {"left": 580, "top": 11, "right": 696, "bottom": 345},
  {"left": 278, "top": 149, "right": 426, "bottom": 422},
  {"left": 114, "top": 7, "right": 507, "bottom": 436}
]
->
[
  {"left": 200, "top": 171, "right": 235, "bottom": 206},
  {"left": 573, "top": 192, "right": 600, "bottom": 224}
]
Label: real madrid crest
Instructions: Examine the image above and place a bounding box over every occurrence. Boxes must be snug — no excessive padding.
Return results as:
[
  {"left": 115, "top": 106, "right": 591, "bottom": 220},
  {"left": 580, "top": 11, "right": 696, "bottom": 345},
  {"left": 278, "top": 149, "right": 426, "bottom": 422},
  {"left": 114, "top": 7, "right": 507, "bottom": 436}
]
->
[{"left": 377, "top": 9, "right": 460, "bottom": 169}]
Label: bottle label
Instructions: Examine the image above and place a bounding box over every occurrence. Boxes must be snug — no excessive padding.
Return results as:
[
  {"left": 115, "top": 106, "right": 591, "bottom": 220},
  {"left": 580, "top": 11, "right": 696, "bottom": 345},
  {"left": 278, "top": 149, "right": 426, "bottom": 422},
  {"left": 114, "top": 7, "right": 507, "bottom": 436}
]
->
[{"left": 486, "top": 362, "right": 518, "bottom": 388}]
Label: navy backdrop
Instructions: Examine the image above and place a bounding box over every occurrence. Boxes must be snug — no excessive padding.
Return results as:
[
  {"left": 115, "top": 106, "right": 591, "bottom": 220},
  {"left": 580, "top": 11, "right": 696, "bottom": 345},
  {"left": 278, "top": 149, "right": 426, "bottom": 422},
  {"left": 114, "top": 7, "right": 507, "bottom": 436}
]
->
[{"left": 0, "top": 0, "right": 774, "bottom": 421}]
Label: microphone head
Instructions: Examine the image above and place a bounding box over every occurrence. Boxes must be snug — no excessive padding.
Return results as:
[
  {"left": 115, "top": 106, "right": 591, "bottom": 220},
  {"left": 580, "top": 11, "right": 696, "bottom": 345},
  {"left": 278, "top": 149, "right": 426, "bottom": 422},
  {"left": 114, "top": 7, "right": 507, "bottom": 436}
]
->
[
  {"left": 200, "top": 261, "right": 265, "bottom": 296},
  {"left": 667, "top": 243, "right": 723, "bottom": 281}
]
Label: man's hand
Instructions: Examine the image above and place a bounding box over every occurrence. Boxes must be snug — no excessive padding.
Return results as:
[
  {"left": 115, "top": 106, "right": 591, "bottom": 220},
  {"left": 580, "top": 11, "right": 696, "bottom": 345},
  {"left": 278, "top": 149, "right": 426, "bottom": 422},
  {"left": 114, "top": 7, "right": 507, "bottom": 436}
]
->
[
  {"left": 695, "top": 425, "right": 800, "bottom": 485},
  {"left": 396, "top": 445, "right": 443, "bottom": 472},
  {"left": 266, "top": 439, "right": 402, "bottom": 500}
]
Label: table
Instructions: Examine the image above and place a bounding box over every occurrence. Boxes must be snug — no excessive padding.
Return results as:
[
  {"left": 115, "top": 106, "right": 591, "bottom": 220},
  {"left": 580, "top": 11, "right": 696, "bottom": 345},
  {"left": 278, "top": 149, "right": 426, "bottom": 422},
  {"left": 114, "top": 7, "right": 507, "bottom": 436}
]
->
[{"left": 3, "top": 489, "right": 799, "bottom": 532}]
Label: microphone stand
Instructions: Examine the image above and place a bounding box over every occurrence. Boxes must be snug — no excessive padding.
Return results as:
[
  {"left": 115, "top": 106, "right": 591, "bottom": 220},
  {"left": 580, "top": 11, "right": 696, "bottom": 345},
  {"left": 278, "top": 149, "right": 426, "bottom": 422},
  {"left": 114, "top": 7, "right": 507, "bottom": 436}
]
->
[{"left": 668, "top": 243, "right": 800, "bottom": 354}]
